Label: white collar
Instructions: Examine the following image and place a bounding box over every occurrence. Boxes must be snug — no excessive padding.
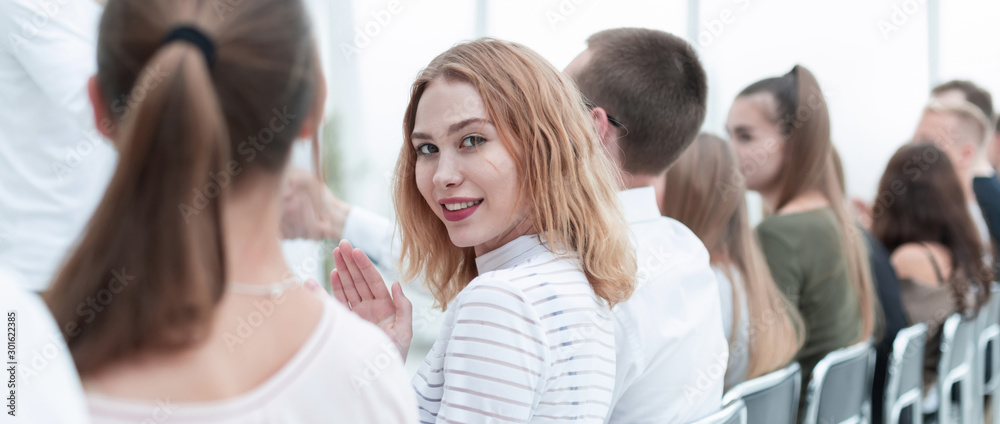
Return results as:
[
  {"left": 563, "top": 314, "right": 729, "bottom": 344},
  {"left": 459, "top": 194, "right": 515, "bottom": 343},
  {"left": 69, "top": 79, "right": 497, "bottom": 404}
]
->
[
  {"left": 475, "top": 234, "right": 549, "bottom": 274},
  {"left": 617, "top": 186, "right": 661, "bottom": 224}
]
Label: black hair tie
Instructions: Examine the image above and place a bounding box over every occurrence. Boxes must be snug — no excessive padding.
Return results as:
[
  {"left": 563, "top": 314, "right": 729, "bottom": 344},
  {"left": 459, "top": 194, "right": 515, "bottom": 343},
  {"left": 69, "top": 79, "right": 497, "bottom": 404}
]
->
[{"left": 161, "top": 26, "right": 216, "bottom": 68}]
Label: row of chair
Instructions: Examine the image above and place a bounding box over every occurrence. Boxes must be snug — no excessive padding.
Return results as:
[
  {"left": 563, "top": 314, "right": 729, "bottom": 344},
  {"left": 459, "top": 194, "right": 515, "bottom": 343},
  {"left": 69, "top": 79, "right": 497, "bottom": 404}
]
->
[{"left": 694, "top": 284, "right": 1000, "bottom": 424}]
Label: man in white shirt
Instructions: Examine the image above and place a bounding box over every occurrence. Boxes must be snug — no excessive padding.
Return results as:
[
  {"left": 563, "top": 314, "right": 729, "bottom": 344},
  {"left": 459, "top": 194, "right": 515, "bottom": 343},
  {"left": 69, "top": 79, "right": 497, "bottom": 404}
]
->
[
  {"left": 0, "top": 267, "right": 90, "bottom": 424},
  {"left": 561, "top": 28, "right": 726, "bottom": 423},
  {"left": 0, "top": 0, "right": 116, "bottom": 292},
  {"left": 282, "top": 28, "right": 728, "bottom": 423}
]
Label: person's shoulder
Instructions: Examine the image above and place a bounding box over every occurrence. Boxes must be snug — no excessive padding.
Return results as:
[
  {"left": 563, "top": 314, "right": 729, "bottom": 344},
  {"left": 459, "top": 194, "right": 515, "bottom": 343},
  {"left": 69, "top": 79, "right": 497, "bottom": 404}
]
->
[
  {"left": 890, "top": 243, "right": 945, "bottom": 285},
  {"left": 324, "top": 297, "right": 396, "bottom": 352},
  {"left": 758, "top": 208, "right": 838, "bottom": 243},
  {"left": 634, "top": 215, "right": 710, "bottom": 260}
]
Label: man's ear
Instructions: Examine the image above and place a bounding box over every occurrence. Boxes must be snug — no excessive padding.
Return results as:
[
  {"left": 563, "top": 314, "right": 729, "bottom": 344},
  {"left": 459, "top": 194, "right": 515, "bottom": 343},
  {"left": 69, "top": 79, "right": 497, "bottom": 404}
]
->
[
  {"left": 590, "top": 106, "right": 616, "bottom": 150},
  {"left": 88, "top": 75, "right": 115, "bottom": 139},
  {"left": 959, "top": 141, "right": 979, "bottom": 169},
  {"left": 299, "top": 62, "right": 328, "bottom": 139}
]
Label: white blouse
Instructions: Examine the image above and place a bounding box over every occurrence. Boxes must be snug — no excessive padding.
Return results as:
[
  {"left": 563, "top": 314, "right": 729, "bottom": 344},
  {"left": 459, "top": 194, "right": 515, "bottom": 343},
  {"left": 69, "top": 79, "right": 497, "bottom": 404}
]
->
[
  {"left": 713, "top": 265, "right": 751, "bottom": 391},
  {"left": 87, "top": 295, "right": 417, "bottom": 423},
  {"left": 413, "top": 235, "right": 617, "bottom": 423}
]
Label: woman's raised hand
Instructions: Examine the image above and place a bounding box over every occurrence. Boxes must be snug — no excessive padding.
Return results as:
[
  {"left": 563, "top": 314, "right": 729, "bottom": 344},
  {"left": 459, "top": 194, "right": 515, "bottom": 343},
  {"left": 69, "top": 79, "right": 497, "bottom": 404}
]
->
[{"left": 330, "top": 240, "right": 413, "bottom": 361}]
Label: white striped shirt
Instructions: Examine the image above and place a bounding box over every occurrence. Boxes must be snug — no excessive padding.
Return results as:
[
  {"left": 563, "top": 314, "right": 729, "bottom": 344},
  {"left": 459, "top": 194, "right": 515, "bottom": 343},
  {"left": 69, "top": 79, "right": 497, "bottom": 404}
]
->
[{"left": 412, "top": 234, "right": 616, "bottom": 423}]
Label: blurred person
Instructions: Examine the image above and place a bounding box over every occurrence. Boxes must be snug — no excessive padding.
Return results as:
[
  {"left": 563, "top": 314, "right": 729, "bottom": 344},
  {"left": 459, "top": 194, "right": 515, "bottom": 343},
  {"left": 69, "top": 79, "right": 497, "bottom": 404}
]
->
[
  {"left": 661, "top": 132, "right": 804, "bottom": 391},
  {"left": 43, "top": 0, "right": 415, "bottom": 422},
  {"left": 932, "top": 81, "right": 1000, "bottom": 254},
  {"left": 832, "top": 147, "right": 908, "bottom": 424},
  {"left": 872, "top": 142, "right": 991, "bottom": 414},
  {"left": 726, "top": 65, "right": 878, "bottom": 420},
  {"left": 913, "top": 100, "right": 995, "bottom": 250},
  {"left": 284, "top": 27, "right": 728, "bottom": 423},
  {"left": 932, "top": 80, "right": 994, "bottom": 127},
  {"left": 0, "top": 0, "right": 117, "bottom": 292},
  {"left": 332, "top": 38, "right": 636, "bottom": 422}
]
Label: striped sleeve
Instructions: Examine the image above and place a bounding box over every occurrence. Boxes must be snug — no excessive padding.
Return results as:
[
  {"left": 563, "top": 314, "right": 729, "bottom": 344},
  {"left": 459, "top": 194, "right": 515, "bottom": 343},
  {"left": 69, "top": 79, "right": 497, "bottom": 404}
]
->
[{"left": 430, "top": 279, "right": 550, "bottom": 423}]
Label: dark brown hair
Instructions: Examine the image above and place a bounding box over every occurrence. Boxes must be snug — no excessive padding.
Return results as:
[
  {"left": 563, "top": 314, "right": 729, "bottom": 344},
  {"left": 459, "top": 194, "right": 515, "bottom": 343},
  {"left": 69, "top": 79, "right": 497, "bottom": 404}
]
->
[
  {"left": 574, "top": 27, "right": 707, "bottom": 175},
  {"left": 738, "top": 65, "right": 876, "bottom": 343},
  {"left": 872, "top": 143, "right": 991, "bottom": 311},
  {"left": 933, "top": 80, "right": 994, "bottom": 123},
  {"left": 44, "top": 0, "right": 318, "bottom": 377}
]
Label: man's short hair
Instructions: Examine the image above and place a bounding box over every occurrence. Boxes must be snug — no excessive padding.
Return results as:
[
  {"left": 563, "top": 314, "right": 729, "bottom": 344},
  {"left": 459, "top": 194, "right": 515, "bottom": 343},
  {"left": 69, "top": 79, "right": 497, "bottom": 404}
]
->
[
  {"left": 925, "top": 99, "right": 992, "bottom": 147},
  {"left": 932, "top": 80, "right": 994, "bottom": 123},
  {"left": 574, "top": 28, "right": 707, "bottom": 175}
]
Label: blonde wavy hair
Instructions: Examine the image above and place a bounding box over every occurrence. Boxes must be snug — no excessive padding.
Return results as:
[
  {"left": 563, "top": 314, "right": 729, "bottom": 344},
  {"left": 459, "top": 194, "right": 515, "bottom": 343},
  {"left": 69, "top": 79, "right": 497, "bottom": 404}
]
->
[
  {"left": 393, "top": 38, "right": 636, "bottom": 309},
  {"left": 662, "top": 133, "right": 805, "bottom": 380}
]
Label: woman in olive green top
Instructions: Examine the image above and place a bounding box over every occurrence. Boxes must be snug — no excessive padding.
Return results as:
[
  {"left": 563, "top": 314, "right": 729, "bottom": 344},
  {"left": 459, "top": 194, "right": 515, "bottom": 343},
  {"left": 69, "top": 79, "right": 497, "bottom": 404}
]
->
[
  {"left": 755, "top": 208, "right": 862, "bottom": 381},
  {"left": 725, "top": 65, "right": 877, "bottom": 420}
]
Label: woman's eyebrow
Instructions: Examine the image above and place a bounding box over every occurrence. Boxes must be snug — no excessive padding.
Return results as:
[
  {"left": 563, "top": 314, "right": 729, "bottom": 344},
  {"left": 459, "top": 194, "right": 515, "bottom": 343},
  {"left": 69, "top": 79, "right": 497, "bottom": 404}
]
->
[
  {"left": 447, "top": 117, "right": 492, "bottom": 135},
  {"left": 411, "top": 117, "right": 493, "bottom": 142}
]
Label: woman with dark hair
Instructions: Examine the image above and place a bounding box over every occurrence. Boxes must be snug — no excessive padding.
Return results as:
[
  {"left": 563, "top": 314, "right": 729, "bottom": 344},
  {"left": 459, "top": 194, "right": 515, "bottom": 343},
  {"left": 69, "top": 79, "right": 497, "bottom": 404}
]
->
[
  {"left": 725, "top": 66, "right": 877, "bottom": 418},
  {"left": 44, "top": 0, "right": 416, "bottom": 421},
  {"left": 872, "top": 143, "right": 991, "bottom": 411}
]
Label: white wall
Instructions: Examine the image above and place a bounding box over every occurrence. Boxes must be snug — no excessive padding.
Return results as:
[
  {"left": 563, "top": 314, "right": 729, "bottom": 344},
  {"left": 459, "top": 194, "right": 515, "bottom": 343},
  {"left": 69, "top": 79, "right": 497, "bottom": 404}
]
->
[{"left": 317, "top": 0, "right": 999, "bottom": 217}]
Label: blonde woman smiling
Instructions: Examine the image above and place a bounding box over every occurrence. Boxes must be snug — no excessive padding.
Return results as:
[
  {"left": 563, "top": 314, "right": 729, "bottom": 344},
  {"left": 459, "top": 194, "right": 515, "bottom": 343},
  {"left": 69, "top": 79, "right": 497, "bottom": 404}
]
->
[{"left": 332, "top": 38, "right": 637, "bottom": 423}]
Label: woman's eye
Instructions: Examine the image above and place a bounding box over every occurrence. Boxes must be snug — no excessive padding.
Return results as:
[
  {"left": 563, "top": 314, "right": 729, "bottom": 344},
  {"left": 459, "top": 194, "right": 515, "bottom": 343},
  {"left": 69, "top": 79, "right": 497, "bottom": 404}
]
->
[
  {"left": 460, "top": 135, "right": 487, "bottom": 148},
  {"left": 416, "top": 144, "right": 438, "bottom": 155},
  {"left": 737, "top": 133, "right": 752, "bottom": 142}
]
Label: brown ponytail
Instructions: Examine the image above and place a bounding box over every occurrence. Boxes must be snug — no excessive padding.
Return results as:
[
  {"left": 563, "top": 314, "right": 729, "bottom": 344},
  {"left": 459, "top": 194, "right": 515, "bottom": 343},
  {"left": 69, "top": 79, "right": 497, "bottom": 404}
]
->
[
  {"left": 739, "top": 66, "right": 877, "bottom": 343},
  {"left": 44, "top": 0, "right": 317, "bottom": 377}
]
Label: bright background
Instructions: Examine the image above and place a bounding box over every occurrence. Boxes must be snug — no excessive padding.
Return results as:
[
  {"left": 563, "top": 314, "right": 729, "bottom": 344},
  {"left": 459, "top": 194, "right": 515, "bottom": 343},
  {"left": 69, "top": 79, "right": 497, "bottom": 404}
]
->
[
  {"left": 301, "top": 0, "right": 1000, "bottom": 223},
  {"left": 285, "top": 0, "right": 1000, "bottom": 372}
]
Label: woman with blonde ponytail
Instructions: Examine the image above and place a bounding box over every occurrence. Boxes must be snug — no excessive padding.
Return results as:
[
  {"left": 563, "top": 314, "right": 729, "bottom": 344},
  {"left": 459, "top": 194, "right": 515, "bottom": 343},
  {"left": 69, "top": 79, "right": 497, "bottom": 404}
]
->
[
  {"left": 725, "top": 65, "right": 877, "bottom": 418},
  {"left": 44, "top": 0, "right": 415, "bottom": 422},
  {"left": 662, "top": 133, "right": 804, "bottom": 391}
]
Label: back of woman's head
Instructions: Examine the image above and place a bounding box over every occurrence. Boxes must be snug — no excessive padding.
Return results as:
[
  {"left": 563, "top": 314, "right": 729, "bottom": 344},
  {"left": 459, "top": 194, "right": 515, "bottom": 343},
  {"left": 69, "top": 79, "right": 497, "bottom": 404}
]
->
[
  {"left": 872, "top": 143, "right": 990, "bottom": 308},
  {"left": 393, "top": 38, "right": 636, "bottom": 308},
  {"left": 662, "top": 133, "right": 803, "bottom": 378},
  {"left": 739, "top": 65, "right": 877, "bottom": 343},
  {"left": 45, "top": 0, "right": 318, "bottom": 377}
]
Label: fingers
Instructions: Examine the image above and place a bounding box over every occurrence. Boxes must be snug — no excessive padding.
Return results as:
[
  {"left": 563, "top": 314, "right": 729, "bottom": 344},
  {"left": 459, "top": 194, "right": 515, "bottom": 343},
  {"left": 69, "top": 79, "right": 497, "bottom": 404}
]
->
[
  {"left": 352, "top": 247, "right": 390, "bottom": 300},
  {"left": 391, "top": 281, "right": 414, "bottom": 361},
  {"left": 332, "top": 246, "right": 361, "bottom": 305},
  {"left": 392, "top": 282, "right": 412, "bottom": 325},
  {"left": 338, "top": 240, "right": 375, "bottom": 301},
  {"left": 330, "top": 270, "right": 349, "bottom": 306}
]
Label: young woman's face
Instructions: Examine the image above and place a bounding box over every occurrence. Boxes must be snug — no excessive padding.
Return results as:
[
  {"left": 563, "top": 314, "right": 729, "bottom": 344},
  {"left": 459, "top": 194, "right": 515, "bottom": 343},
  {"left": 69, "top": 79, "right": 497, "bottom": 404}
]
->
[
  {"left": 725, "top": 93, "right": 786, "bottom": 193},
  {"left": 411, "top": 79, "right": 531, "bottom": 256}
]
